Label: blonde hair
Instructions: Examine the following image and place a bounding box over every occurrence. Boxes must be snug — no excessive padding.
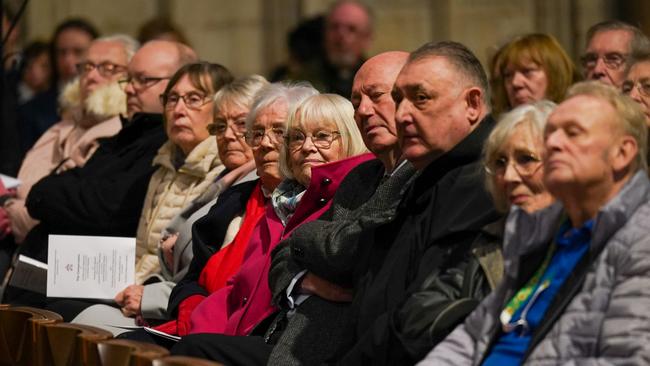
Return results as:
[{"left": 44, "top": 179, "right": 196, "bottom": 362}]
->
[
  {"left": 279, "top": 93, "right": 367, "bottom": 180},
  {"left": 566, "top": 81, "right": 648, "bottom": 173},
  {"left": 483, "top": 100, "right": 556, "bottom": 212}
]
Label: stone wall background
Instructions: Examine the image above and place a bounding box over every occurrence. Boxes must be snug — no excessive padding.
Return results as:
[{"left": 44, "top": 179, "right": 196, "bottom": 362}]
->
[{"left": 8, "top": 0, "right": 636, "bottom": 78}]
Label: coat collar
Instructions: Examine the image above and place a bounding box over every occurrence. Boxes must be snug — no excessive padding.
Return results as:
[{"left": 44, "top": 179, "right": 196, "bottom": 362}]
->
[
  {"left": 284, "top": 152, "right": 374, "bottom": 235},
  {"left": 503, "top": 171, "right": 650, "bottom": 270},
  {"left": 417, "top": 115, "right": 494, "bottom": 186},
  {"left": 152, "top": 138, "right": 222, "bottom": 177}
]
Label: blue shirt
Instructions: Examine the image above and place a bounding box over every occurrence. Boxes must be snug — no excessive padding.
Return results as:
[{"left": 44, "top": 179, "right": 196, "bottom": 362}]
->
[{"left": 482, "top": 219, "right": 594, "bottom": 366}]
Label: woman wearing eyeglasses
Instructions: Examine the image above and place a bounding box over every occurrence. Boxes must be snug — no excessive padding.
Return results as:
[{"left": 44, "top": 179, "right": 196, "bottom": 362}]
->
[
  {"left": 144, "top": 81, "right": 320, "bottom": 339},
  {"left": 490, "top": 34, "right": 579, "bottom": 117},
  {"left": 70, "top": 75, "right": 270, "bottom": 335},
  {"left": 166, "top": 93, "right": 371, "bottom": 360},
  {"left": 126, "top": 62, "right": 233, "bottom": 289},
  {"left": 483, "top": 101, "right": 556, "bottom": 214}
]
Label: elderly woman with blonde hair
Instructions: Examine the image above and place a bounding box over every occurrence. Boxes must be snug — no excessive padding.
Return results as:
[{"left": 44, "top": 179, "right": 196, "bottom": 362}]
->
[{"left": 167, "top": 93, "right": 373, "bottom": 361}]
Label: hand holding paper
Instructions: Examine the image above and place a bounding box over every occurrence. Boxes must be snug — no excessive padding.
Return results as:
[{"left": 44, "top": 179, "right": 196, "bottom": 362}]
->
[{"left": 115, "top": 284, "right": 144, "bottom": 317}]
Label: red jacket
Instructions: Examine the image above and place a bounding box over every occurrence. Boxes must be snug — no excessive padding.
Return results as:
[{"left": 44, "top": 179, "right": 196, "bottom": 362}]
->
[{"left": 188, "top": 153, "right": 373, "bottom": 336}]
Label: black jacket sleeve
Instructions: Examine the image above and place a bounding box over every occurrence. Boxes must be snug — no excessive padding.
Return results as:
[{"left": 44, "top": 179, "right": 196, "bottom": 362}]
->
[
  {"left": 269, "top": 161, "right": 417, "bottom": 300},
  {"left": 26, "top": 152, "right": 157, "bottom": 236},
  {"left": 335, "top": 237, "right": 494, "bottom": 365}
]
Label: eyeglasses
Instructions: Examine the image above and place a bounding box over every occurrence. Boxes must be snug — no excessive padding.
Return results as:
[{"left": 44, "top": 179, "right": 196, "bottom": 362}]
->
[
  {"left": 622, "top": 79, "right": 650, "bottom": 97},
  {"left": 580, "top": 52, "right": 628, "bottom": 70},
  {"left": 118, "top": 75, "right": 171, "bottom": 91},
  {"left": 207, "top": 117, "right": 247, "bottom": 138},
  {"left": 285, "top": 130, "right": 341, "bottom": 151},
  {"left": 76, "top": 61, "right": 127, "bottom": 77},
  {"left": 160, "top": 92, "right": 211, "bottom": 110},
  {"left": 245, "top": 127, "right": 285, "bottom": 147},
  {"left": 485, "top": 152, "right": 542, "bottom": 177}
]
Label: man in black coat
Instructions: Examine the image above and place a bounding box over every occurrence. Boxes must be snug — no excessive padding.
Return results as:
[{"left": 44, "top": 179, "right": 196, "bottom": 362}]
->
[
  {"left": 327, "top": 41, "right": 501, "bottom": 364},
  {"left": 4, "top": 40, "right": 197, "bottom": 308},
  {"left": 172, "top": 44, "right": 500, "bottom": 365}
]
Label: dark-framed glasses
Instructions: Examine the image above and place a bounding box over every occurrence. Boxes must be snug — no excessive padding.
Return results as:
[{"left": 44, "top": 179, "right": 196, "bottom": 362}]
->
[
  {"left": 485, "top": 152, "right": 542, "bottom": 177},
  {"left": 118, "top": 75, "right": 171, "bottom": 90},
  {"left": 580, "top": 52, "right": 627, "bottom": 70},
  {"left": 207, "top": 117, "right": 247, "bottom": 138},
  {"left": 285, "top": 129, "right": 341, "bottom": 150},
  {"left": 76, "top": 61, "right": 127, "bottom": 77},
  {"left": 160, "top": 92, "right": 211, "bottom": 110},
  {"left": 622, "top": 79, "right": 650, "bottom": 97},
  {"left": 245, "top": 127, "right": 285, "bottom": 147}
]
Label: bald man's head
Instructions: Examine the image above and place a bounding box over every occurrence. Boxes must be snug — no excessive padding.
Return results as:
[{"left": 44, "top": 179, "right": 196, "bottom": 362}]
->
[
  {"left": 124, "top": 40, "right": 197, "bottom": 118},
  {"left": 351, "top": 51, "right": 408, "bottom": 158}
]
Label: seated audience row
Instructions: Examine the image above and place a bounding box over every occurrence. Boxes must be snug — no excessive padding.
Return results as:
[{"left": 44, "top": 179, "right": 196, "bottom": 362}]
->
[{"left": 2, "top": 12, "right": 650, "bottom": 366}]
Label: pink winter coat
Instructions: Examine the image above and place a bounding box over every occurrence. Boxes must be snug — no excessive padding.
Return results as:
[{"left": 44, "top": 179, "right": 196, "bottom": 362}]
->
[{"left": 189, "top": 153, "right": 373, "bottom": 336}]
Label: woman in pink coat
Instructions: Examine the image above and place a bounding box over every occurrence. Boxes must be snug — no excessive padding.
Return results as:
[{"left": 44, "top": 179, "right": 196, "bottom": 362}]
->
[{"left": 187, "top": 93, "right": 372, "bottom": 337}]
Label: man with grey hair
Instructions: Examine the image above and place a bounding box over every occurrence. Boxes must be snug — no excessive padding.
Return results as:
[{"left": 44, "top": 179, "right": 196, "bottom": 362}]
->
[
  {"left": 2, "top": 35, "right": 139, "bottom": 244},
  {"left": 4, "top": 40, "right": 198, "bottom": 309},
  {"left": 582, "top": 20, "right": 650, "bottom": 87},
  {"left": 311, "top": 40, "right": 502, "bottom": 365},
  {"left": 419, "top": 80, "right": 650, "bottom": 365}
]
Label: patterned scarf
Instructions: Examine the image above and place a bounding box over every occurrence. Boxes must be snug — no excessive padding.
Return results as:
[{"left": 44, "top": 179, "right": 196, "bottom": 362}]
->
[{"left": 271, "top": 179, "right": 306, "bottom": 226}]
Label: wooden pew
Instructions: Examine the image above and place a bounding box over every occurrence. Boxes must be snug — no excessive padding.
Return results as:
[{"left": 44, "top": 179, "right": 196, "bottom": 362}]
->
[
  {"left": 97, "top": 339, "right": 170, "bottom": 366},
  {"left": 0, "top": 305, "right": 63, "bottom": 365},
  {"left": 42, "top": 322, "right": 113, "bottom": 366}
]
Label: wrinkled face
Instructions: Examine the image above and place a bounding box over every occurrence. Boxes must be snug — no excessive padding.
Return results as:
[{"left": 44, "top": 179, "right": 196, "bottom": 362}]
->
[
  {"left": 504, "top": 60, "right": 548, "bottom": 108},
  {"left": 79, "top": 41, "right": 128, "bottom": 102},
  {"left": 124, "top": 44, "right": 178, "bottom": 118},
  {"left": 543, "top": 95, "right": 621, "bottom": 195},
  {"left": 583, "top": 29, "right": 632, "bottom": 87},
  {"left": 393, "top": 56, "right": 473, "bottom": 169},
  {"left": 164, "top": 75, "right": 213, "bottom": 155},
  {"left": 23, "top": 52, "right": 51, "bottom": 92},
  {"left": 215, "top": 102, "right": 254, "bottom": 170},
  {"left": 250, "top": 102, "right": 287, "bottom": 189},
  {"left": 351, "top": 57, "right": 403, "bottom": 154},
  {"left": 324, "top": 2, "right": 371, "bottom": 68},
  {"left": 491, "top": 124, "right": 554, "bottom": 213},
  {"left": 622, "top": 60, "right": 650, "bottom": 126},
  {"left": 287, "top": 114, "right": 344, "bottom": 187},
  {"left": 55, "top": 28, "right": 94, "bottom": 83}
]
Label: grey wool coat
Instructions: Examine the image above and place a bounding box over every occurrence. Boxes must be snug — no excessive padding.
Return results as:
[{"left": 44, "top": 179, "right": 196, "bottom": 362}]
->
[
  {"left": 266, "top": 159, "right": 417, "bottom": 365},
  {"left": 418, "top": 171, "right": 650, "bottom": 366}
]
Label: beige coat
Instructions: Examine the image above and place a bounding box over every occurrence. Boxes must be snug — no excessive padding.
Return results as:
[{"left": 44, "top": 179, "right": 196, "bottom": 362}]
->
[
  {"left": 3, "top": 79, "right": 124, "bottom": 242},
  {"left": 134, "top": 137, "right": 224, "bottom": 284}
]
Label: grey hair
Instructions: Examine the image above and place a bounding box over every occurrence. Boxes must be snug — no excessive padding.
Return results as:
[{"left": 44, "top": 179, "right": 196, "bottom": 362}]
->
[
  {"left": 245, "top": 81, "right": 319, "bottom": 131},
  {"left": 95, "top": 34, "right": 140, "bottom": 61},
  {"left": 586, "top": 20, "right": 650, "bottom": 64},
  {"left": 482, "top": 100, "right": 556, "bottom": 212},
  {"left": 213, "top": 74, "right": 269, "bottom": 116}
]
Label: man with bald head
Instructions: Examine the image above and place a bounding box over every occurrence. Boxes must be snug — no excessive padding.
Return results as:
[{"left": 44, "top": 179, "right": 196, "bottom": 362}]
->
[
  {"left": 5, "top": 40, "right": 198, "bottom": 308},
  {"left": 324, "top": 41, "right": 500, "bottom": 364}
]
